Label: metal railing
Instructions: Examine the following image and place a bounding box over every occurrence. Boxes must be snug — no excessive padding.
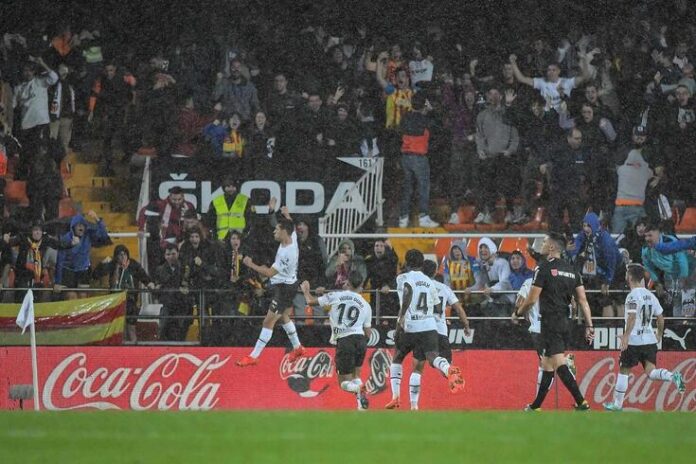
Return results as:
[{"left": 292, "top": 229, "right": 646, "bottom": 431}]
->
[{"left": 319, "top": 157, "right": 384, "bottom": 258}]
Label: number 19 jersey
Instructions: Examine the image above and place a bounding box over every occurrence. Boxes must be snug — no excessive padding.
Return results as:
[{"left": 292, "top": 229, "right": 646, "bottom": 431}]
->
[
  {"left": 396, "top": 270, "right": 439, "bottom": 333},
  {"left": 624, "top": 287, "right": 663, "bottom": 346},
  {"left": 318, "top": 290, "right": 372, "bottom": 341}
]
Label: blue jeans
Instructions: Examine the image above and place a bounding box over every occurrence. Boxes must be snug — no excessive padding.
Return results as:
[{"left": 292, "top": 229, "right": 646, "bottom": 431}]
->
[
  {"left": 400, "top": 155, "right": 430, "bottom": 217},
  {"left": 611, "top": 205, "right": 646, "bottom": 234}
]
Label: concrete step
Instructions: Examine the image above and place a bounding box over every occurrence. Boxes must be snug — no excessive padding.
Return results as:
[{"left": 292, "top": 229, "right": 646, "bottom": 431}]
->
[
  {"left": 100, "top": 212, "right": 135, "bottom": 228},
  {"left": 91, "top": 177, "right": 114, "bottom": 188},
  {"left": 80, "top": 201, "right": 113, "bottom": 214},
  {"left": 91, "top": 236, "right": 141, "bottom": 263},
  {"left": 67, "top": 186, "right": 107, "bottom": 202},
  {"left": 65, "top": 164, "right": 99, "bottom": 187}
]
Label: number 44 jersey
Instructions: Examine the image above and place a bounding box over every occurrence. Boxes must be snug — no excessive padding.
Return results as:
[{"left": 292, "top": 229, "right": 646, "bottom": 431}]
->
[
  {"left": 318, "top": 291, "right": 372, "bottom": 342},
  {"left": 396, "top": 271, "right": 439, "bottom": 333},
  {"left": 625, "top": 287, "right": 664, "bottom": 346}
]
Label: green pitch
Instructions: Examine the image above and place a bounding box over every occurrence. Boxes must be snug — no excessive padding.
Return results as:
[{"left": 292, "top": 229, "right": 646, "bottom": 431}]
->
[{"left": 1, "top": 411, "right": 695, "bottom": 463}]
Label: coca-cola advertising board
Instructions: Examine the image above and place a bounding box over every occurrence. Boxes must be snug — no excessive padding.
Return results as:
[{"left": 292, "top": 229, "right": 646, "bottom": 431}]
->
[{"left": 1, "top": 347, "right": 694, "bottom": 411}]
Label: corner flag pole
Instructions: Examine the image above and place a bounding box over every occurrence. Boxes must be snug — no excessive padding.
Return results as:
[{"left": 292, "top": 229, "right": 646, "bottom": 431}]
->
[{"left": 29, "top": 316, "right": 40, "bottom": 411}]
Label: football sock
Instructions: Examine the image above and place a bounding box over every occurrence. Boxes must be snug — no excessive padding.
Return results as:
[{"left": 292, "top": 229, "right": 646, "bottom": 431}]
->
[
  {"left": 531, "top": 370, "right": 554, "bottom": 409},
  {"left": 409, "top": 373, "right": 421, "bottom": 409},
  {"left": 390, "top": 363, "right": 403, "bottom": 399},
  {"left": 250, "top": 327, "right": 273, "bottom": 358},
  {"left": 433, "top": 356, "right": 451, "bottom": 377},
  {"left": 649, "top": 368, "right": 673, "bottom": 382},
  {"left": 536, "top": 367, "right": 543, "bottom": 394},
  {"left": 282, "top": 321, "right": 301, "bottom": 349},
  {"left": 341, "top": 380, "right": 360, "bottom": 393},
  {"left": 557, "top": 364, "right": 585, "bottom": 405},
  {"left": 613, "top": 373, "right": 628, "bottom": 408}
]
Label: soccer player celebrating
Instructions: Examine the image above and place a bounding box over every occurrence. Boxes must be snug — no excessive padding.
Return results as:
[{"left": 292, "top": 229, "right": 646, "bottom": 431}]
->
[
  {"left": 386, "top": 250, "right": 465, "bottom": 410},
  {"left": 237, "top": 204, "right": 305, "bottom": 366},
  {"left": 513, "top": 232, "right": 594, "bottom": 411},
  {"left": 300, "top": 271, "right": 372, "bottom": 410},
  {"left": 603, "top": 264, "right": 686, "bottom": 411}
]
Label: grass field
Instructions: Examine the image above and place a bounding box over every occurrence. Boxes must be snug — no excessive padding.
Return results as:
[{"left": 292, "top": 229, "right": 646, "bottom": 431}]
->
[{"left": 1, "top": 411, "right": 695, "bottom": 463}]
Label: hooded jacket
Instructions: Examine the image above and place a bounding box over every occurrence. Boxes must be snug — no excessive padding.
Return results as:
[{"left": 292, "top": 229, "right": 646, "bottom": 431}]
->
[
  {"left": 325, "top": 239, "right": 367, "bottom": 289},
  {"left": 56, "top": 214, "right": 110, "bottom": 284},
  {"left": 440, "top": 240, "right": 475, "bottom": 290},
  {"left": 508, "top": 255, "right": 534, "bottom": 291},
  {"left": 570, "top": 212, "right": 622, "bottom": 284},
  {"left": 93, "top": 245, "right": 150, "bottom": 290},
  {"left": 473, "top": 237, "right": 513, "bottom": 302}
]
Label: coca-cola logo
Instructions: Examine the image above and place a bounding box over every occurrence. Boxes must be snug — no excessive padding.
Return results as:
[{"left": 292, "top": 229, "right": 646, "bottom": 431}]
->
[
  {"left": 42, "top": 353, "right": 230, "bottom": 411},
  {"left": 579, "top": 357, "right": 696, "bottom": 411},
  {"left": 279, "top": 351, "right": 333, "bottom": 398},
  {"left": 365, "top": 349, "right": 392, "bottom": 395}
]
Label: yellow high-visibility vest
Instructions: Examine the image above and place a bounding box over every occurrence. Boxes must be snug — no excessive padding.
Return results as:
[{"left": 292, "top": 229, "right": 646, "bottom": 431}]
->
[{"left": 213, "top": 194, "right": 248, "bottom": 239}]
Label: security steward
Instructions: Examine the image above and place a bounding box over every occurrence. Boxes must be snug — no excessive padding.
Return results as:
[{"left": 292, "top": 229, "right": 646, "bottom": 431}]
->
[{"left": 205, "top": 175, "right": 251, "bottom": 240}]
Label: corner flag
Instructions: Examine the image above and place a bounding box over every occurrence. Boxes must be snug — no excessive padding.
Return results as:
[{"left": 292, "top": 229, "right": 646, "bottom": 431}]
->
[{"left": 16, "top": 289, "right": 35, "bottom": 334}]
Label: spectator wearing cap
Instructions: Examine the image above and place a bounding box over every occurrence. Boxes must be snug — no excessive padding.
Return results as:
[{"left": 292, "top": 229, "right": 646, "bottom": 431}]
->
[
  {"left": 611, "top": 126, "right": 659, "bottom": 233},
  {"left": 204, "top": 176, "right": 251, "bottom": 241},
  {"left": 397, "top": 92, "right": 439, "bottom": 228}
]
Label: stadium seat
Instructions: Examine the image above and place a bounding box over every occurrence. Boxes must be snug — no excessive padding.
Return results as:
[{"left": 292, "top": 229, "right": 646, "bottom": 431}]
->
[
  {"left": 466, "top": 237, "right": 481, "bottom": 258},
  {"left": 457, "top": 206, "right": 476, "bottom": 224},
  {"left": 58, "top": 198, "right": 77, "bottom": 218},
  {"left": 4, "top": 180, "right": 29, "bottom": 206},
  {"left": 676, "top": 207, "right": 696, "bottom": 233},
  {"left": 434, "top": 237, "right": 455, "bottom": 261}
]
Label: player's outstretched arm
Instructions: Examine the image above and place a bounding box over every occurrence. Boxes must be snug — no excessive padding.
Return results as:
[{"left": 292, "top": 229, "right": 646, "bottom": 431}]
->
[
  {"left": 574, "top": 285, "right": 595, "bottom": 343},
  {"left": 242, "top": 256, "right": 278, "bottom": 279},
  {"left": 300, "top": 280, "right": 319, "bottom": 306}
]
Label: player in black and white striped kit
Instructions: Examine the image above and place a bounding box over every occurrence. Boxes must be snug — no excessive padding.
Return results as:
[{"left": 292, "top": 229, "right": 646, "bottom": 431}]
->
[
  {"left": 603, "top": 264, "right": 686, "bottom": 411},
  {"left": 237, "top": 204, "right": 306, "bottom": 367},
  {"left": 385, "top": 250, "right": 465, "bottom": 410},
  {"left": 301, "top": 271, "right": 372, "bottom": 410}
]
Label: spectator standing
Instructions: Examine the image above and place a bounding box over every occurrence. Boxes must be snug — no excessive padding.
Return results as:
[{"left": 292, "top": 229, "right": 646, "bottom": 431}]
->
[
  {"left": 88, "top": 62, "right": 136, "bottom": 176},
  {"left": 48, "top": 64, "right": 75, "bottom": 154},
  {"left": 292, "top": 219, "right": 327, "bottom": 324},
  {"left": 12, "top": 57, "right": 58, "bottom": 179},
  {"left": 212, "top": 58, "right": 260, "bottom": 123},
  {"left": 569, "top": 212, "right": 624, "bottom": 317},
  {"left": 364, "top": 239, "right": 399, "bottom": 319},
  {"left": 397, "top": 92, "right": 439, "bottom": 228},
  {"left": 153, "top": 244, "right": 190, "bottom": 342},
  {"left": 474, "top": 84, "right": 519, "bottom": 224},
  {"left": 139, "top": 186, "right": 195, "bottom": 253},
  {"left": 204, "top": 176, "right": 251, "bottom": 241},
  {"left": 93, "top": 245, "right": 154, "bottom": 342},
  {"left": 265, "top": 72, "right": 304, "bottom": 124},
  {"left": 55, "top": 211, "right": 111, "bottom": 300}
]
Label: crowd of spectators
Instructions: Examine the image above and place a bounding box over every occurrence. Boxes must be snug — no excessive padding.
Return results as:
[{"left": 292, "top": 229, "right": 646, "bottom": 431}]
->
[{"left": 2, "top": 0, "right": 696, "bottom": 343}]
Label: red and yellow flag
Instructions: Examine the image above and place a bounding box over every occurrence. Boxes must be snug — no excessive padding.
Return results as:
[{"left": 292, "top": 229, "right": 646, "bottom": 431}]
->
[{"left": 0, "top": 293, "right": 126, "bottom": 345}]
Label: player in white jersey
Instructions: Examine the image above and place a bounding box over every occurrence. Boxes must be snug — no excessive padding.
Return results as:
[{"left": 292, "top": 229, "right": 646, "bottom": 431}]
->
[
  {"left": 237, "top": 203, "right": 306, "bottom": 367},
  {"left": 385, "top": 250, "right": 465, "bottom": 410},
  {"left": 604, "top": 264, "right": 686, "bottom": 411},
  {"left": 300, "top": 271, "right": 372, "bottom": 410}
]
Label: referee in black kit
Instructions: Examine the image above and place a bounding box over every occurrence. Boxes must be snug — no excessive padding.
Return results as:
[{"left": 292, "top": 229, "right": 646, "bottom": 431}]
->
[{"left": 513, "top": 232, "right": 595, "bottom": 411}]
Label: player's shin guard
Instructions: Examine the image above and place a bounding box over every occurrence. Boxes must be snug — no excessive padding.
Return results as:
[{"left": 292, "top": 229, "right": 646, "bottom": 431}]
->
[
  {"left": 390, "top": 363, "right": 403, "bottom": 399},
  {"left": 648, "top": 368, "right": 673, "bottom": 382},
  {"left": 409, "top": 373, "right": 421, "bottom": 409},
  {"left": 556, "top": 364, "right": 585, "bottom": 405},
  {"left": 613, "top": 373, "right": 629, "bottom": 408},
  {"left": 433, "top": 356, "right": 450, "bottom": 377},
  {"left": 282, "top": 321, "right": 301, "bottom": 349},
  {"left": 530, "top": 370, "right": 554, "bottom": 409},
  {"left": 250, "top": 327, "right": 273, "bottom": 358}
]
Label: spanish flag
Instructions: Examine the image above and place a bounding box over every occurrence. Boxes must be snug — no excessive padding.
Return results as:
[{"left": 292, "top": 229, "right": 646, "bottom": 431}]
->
[{"left": 0, "top": 293, "right": 126, "bottom": 345}]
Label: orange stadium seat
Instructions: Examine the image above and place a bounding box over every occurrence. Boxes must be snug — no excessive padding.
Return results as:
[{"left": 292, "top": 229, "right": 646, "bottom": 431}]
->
[
  {"left": 434, "top": 237, "right": 455, "bottom": 261},
  {"left": 466, "top": 237, "right": 480, "bottom": 258},
  {"left": 4, "top": 180, "right": 29, "bottom": 206},
  {"left": 677, "top": 207, "right": 696, "bottom": 233}
]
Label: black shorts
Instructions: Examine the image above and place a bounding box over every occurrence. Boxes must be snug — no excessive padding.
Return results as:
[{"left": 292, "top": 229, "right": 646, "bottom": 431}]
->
[
  {"left": 538, "top": 328, "right": 568, "bottom": 357},
  {"left": 395, "top": 330, "right": 439, "bottom": 361},
  {"left": 60, "top": 268, "right": 91, "bottom": 288},
  {"left": 335, "top": 334, "right": 367, "bottom": 375},
  {"left": 530, "top": 332, "right": 544, "bottom": 358},
  {"left": 619, "top": 344, "right": 658, "bottom": 369},
  {"left": 268, "top": 283, "right": 299, "bottom": 313},
  {"left": 438, "top": 334, "right": 452, "bottom": 363}
]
